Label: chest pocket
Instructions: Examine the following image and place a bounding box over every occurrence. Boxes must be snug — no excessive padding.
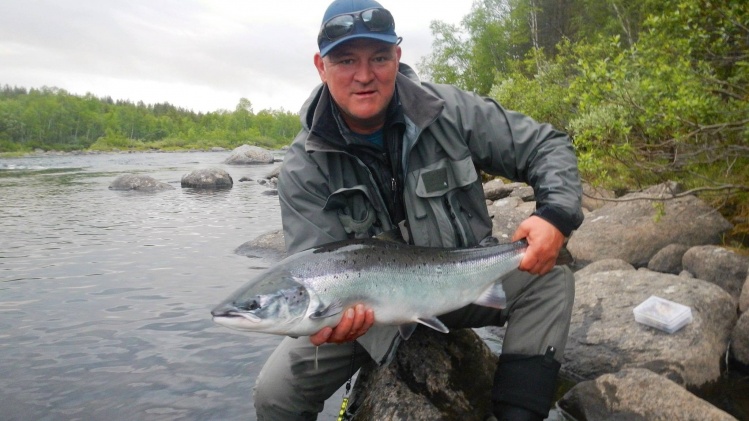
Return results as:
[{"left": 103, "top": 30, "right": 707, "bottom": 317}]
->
[
  {"left": 408, "top": 156, "right": 479, "bottom": 247},
  {"left": 323, "top": 186, "right": 392, "bottom": 238}
]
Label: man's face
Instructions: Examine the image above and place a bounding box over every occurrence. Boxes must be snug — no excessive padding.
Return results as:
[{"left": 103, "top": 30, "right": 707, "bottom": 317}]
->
[{"left": 314, "top": 38, "right": 401, "bottom": 134}]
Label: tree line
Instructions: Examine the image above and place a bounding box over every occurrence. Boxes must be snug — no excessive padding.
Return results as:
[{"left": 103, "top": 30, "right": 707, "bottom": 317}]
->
[
  {"left": 0, "top": 86, "right": 301, "bottom": 152},
  {"left": 420, "top": 0, "right": 748, "bottom": 244}
]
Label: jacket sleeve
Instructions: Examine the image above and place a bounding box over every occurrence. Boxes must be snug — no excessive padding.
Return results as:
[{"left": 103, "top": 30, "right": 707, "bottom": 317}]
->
[
  {"left": 442, "top": 87, "right": 584, "bottom": 236},
  {"left": 277, "top": 130, "right": 349, "bottom": 254}
]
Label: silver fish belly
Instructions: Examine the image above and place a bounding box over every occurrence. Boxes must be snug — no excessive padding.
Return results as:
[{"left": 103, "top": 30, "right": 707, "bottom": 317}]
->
[{"left": 211, "top": 238, "right": 526, "bottom": 339}]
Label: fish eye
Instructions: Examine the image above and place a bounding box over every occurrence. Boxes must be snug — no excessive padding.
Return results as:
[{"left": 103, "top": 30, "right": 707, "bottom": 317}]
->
[{"left": 239, "top": 299, "right": 261, "bottom": 311}]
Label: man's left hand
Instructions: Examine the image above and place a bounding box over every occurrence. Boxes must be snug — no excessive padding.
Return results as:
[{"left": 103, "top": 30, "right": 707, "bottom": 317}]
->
[{"left": 512, "top": 215, "right": 565, "bottom": 275}]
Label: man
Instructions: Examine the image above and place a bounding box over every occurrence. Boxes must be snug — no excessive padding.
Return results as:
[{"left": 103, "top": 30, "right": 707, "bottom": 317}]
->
[{"left": 256, "top": 0, "right": 584, "bottom": 419}]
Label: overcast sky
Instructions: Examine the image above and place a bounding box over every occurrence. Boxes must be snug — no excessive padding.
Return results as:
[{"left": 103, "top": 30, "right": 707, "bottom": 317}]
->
[{"left": 0, "top": 0, "right": 475, "bottom": 113}]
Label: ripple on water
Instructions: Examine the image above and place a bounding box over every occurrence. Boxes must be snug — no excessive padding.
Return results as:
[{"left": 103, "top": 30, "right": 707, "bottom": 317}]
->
[{"left": 0, "top": 152, "right": 285, "bottom": 420}]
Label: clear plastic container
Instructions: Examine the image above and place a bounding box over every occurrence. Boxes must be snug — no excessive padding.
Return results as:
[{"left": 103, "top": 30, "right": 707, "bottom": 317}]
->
[{"left": 633, "top": 295, "right": 693, "bottom": 333}]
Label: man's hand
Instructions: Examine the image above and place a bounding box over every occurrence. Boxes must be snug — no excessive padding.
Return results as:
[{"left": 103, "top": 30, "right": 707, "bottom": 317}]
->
[
  {"left": 512, "top": 215, "right": 565, "bottom": 275},
  {"left": 309, "top": 304, "right": 375, "bottom": 346}
]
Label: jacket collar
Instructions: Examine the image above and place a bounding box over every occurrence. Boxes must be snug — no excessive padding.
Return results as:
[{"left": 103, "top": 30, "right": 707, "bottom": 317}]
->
[{"left": 394, "top": 64, "right": 445, "bottom": 130}]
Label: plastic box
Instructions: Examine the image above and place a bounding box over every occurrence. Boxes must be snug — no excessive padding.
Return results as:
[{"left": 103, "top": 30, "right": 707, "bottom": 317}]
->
[{"left": 633, "top": 295, "right": 693, "bottom": 333}]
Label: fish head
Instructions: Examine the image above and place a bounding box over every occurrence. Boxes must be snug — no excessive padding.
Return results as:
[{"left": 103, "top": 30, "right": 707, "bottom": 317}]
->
[{"left": 211, "top": 269, "right": 310, "bottom": 335}]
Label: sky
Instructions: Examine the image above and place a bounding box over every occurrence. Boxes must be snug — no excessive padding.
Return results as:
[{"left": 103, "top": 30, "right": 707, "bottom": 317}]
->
[{"left": 0, "top": 0, "right": 475, "bottom": 114}]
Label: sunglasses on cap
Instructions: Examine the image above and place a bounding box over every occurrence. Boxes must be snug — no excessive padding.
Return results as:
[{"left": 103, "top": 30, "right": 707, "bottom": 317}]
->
[{"left": 318, "top": 8, "right": 395, "bottom": 42}]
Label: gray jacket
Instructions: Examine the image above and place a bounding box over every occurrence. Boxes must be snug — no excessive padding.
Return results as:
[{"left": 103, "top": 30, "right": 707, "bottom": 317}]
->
[{"left": 277, "top": 64, "right": 583, "bottom": 363}]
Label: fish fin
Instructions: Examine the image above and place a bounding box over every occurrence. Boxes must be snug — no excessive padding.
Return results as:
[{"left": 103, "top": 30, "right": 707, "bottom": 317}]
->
[
  {"left": 373, "top": 228, "right": 406, "bottom": 243},
  {"left": 309, "top": 299, "right": 344, "bottom": 320},
  {"left": 398, "top": 323, "right": 418, "bottom": 340},
  {"left": 416, "top": 316, "right": 449, "bottom": 334},
  {"left": 473, "top": 283, "right": 507, "bottom": 309}
]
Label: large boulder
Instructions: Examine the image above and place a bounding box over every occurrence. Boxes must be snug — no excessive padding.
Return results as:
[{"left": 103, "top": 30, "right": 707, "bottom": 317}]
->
[
  {"left": 223, "top": 144, "right": 274, "bottom": 165},
  {"left": 108, "top": 174, "right": 174, "bottom": 191},
  {"left": 558, "top": 368, "right": 737, "bottom": 420},
  {"left": 741, "top": 273, "right": 749, "bottom": 313},
  {"left": 234, "top": 229, "right": 286, "bottom": 259},
  {"left": 647, "top": 243, "right": 691, "bottom": 274},
  {"left": 730, "top": 311, "right": 749, "bottom": 367},
  {"left": 349, "top": 328, "right": 496, "bottom": 421},
  {"left": 574, "top": 258, "right": 635, "bottom": 278},
  {"left": 487, "top": 196, "right": 535, "bottom": 241},
  {"left": 682, "top": 245, "right": 749, "bottom": 299},
  {"left": 567, "top": 183, "right": 733, "bottom": 267},
  {"left": 180, "top": 168, "right": 233, "bottom": 189},
  {"left": 581, "top": 182, "right": 615, "bottom": 212},
  {"left": 564, "top": 269, "right": 736, "bottom": 387}
]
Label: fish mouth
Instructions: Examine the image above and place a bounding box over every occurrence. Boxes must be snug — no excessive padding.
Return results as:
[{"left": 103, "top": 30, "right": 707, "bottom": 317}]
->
[{"left": 211, "top": 309, "right": 262, "bottom": 323}]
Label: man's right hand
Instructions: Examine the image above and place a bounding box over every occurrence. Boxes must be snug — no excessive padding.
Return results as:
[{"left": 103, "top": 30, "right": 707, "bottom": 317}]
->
[{"left": 309, "top": 304, "right": 375, "bottom": 346}]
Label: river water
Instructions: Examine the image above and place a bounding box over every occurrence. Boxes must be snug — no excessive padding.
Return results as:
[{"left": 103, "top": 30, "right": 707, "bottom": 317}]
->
[{"left": 0, "top": 151, "right": 346, "bottom": 420}]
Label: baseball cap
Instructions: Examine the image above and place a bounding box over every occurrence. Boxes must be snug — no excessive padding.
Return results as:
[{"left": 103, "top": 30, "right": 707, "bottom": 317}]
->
[{"left": 318, "top": 0, "right": 399, "bottom": 57}]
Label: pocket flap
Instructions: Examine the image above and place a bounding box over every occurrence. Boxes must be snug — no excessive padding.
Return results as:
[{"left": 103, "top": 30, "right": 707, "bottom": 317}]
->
[{"left": 413, "top": 156, "right": 477, "bottom": 198}]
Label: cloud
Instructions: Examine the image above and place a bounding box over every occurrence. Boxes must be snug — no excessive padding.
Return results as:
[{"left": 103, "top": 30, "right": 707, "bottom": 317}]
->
[{"left": 0, "top": 0, "right": 473, "bottom": 113}]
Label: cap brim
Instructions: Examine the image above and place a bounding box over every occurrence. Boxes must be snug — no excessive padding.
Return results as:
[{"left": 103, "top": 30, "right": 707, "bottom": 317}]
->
[{"left": 320, "top": 33, "right": 399, "bottom": 57}]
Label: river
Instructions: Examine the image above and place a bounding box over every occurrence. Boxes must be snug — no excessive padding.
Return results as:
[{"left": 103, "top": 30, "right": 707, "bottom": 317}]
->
[{"left": 0, "top": 151, "right": 349, "bottom": 420}]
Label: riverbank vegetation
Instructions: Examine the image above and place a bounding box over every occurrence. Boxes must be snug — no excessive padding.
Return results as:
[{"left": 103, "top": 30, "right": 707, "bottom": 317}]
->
[
  {"left": 1, "top": 0, "right": 746, "bottom": 243},
  {"left": 420, "top": 0, "right": 748, "bottom": 244}
]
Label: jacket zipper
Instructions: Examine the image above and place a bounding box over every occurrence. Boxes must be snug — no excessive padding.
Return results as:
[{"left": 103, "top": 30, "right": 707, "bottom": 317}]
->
[{"left": 443, "top": 196, "right": 462, "bottom": 247}]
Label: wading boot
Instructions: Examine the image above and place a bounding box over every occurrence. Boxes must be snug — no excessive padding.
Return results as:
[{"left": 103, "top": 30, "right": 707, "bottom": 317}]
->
[{"left": 490, "top": 346, "right": 560, "bottom": 421}]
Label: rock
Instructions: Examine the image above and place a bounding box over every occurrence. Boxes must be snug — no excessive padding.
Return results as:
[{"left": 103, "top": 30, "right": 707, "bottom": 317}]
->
[
  {"left": 180, "top": 168, "right": 233, "bottom": 189},
  {"left": 483, "top": 180, "right": 527, "bottom": 202},
  {"left": 730, "top": 311, "right": 749, "bottom": 367},
  {"left": 679, "top": 270, "right": 695, "bottom": 278},
  {"left": 679, "top": 270, "right": 694, "bottom": 279},
  {"left": 682, "top": 245, "right": 749, "bottom": 298},
  {"left": 564, "top": 269, "right": 737, "bottom": 387},
  {"left": 265, "top": 164, "right": 282, "bottom": 179},
  {"left": 257, "top": 177, "right": 278, "bottom": 189},
  {"left": 487, "top": 197, "right": 535, "bottom": 241},
  {"left": 238, "top": 176, "right": 253, "bottom": 182},
  {"left": 482, "top": 178, "right": 507, "bottom": 201},
  {"left": 509, "top": 185, "right": 535, "bottom": 201},
  {"left": 210, "top": 147, "right": 226, "bottom": 152},
  {"left": 558, "top": 368, "right": 738, "bottom": 420},
  {"left": 648, "top": 243, "right": 691, "bottom": 274},
  {"left": 567, "top": 182, "right": 733, "bottom": 267},
  {"left": 741, "top": 273, "right": 749, "bottom": 313},
  {"left": 574, "top": 258, "right": 634, "bottom": 278},
  {"left": 349, "top": 328, "right": 496, "bottom": 421},
  {"left": 223, "top": 144, "right": 274, "bottom": 165},
  {"left": 108, "top": 174, "right": 175, "bottom": 191},
  {"left": 234, "top": 229, "right": 286, "bottom": 259},
  {"left": 581, "top": 182, "right": 615, "bottom": 212}
]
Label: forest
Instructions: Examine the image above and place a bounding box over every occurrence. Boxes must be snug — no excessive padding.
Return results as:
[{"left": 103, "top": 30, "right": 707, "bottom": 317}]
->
[
  {"left": 419, "top": 0, "right": 747, "bottom": 244},
  {"left": 0, "top": 88, "right": 300, "bottom": 153},
  {"left": 1, "top": 0, "right": 747, "bottom": 242}
]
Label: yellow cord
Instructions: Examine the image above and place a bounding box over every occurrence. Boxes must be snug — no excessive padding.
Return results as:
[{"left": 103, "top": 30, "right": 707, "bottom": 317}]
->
[{"left": 336, "top": 396, "right": 349, "bottom": 421}]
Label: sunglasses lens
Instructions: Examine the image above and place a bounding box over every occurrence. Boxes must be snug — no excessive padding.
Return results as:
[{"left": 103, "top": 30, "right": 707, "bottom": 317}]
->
[
  {"left": 324, "top": 15, "right": 355, "bottom": 40},
  {"left": 362, "top": 8, "right": 393, "bottom": 32}
]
